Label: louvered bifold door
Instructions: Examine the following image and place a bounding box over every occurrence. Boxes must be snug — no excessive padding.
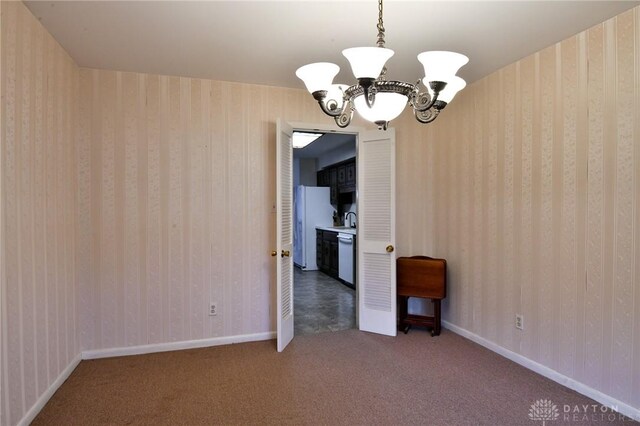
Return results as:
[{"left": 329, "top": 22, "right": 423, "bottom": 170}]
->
[
  {"left": 358, "top": 129, "right": 397, "bottom": 336},
  {"left": 276, "top": 119, "right": 294, "bottom": 352}
]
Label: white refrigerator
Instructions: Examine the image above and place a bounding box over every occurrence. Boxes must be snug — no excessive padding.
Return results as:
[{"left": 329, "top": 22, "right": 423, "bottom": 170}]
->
[{"left": 293, "top": 186, "right": 334, "bottom": 270}]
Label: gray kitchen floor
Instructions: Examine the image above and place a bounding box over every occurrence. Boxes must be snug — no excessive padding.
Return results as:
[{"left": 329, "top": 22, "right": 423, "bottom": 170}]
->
[{"left": 294, "top": 267, "right": 356, "bottom": 336}]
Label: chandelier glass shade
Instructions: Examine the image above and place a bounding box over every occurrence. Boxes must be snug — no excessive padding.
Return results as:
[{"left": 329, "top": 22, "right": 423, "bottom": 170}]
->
[
  {"left": 295, "top": 0, "right": 469, "bottom": 130},
  {"left": 353, "top": 92, "right": 407, "bottom": 123},
  {"left": 433, "top": 76, "right": 467, "bottom": 104},
  {"left": 342, "top": 47, "right": 394, "bottom": 79}
]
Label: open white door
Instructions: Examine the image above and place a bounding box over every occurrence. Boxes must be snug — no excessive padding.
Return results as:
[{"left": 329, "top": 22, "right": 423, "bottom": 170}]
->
[
  {"left": 276, "top": 119, "right": 294, "bottom": 352},
  {"left": 357, "top": 129, "right": 397, "bottom": 336}
]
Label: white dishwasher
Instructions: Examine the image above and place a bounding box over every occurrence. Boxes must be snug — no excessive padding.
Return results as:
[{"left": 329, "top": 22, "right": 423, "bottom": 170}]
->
[{"left": 338, "top": 233, "right": 355, "bottom": 286}]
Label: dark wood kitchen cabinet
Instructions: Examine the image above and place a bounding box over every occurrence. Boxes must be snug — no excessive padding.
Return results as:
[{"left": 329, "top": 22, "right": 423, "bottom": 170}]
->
[
  {"left": 316, "top": 169, "right": 330, "bottom": 187},
  {"left": 337, "top": 164, "right": 346, "bottom": 186},
  {"left": 342, "top": 161, "right": 356, "bottom": 193},
  {"left": 322, "top": 239, "right": 331, "bottom": 270},
  {"left": 329, "top": 168, "right": 338, "bottom": 204},
  {"left": 329, "top": 238, "right": 339, "bottom": 277},
  {"left": 317, "top": 229, "right": 339, "bottom": 279},
  {"left": 316, "top": 229, "right": 323, "bottom": 268},
  {"left": 317, "top": 157, "right": 356, "bottom": 204}
]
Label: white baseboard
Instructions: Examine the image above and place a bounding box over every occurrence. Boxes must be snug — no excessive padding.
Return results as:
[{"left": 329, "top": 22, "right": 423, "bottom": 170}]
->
[
  {"left": 18, "top": 353, "right": 82, "bottom": 426},
  {"left": 81, "top": 331, "right": 276, "bottom": 360},
  {"left": 442, "top": 320, "right": 640, "bottom": 422},
  {"left": 16, "top": 332, "right": 275, "bottom": 425}
]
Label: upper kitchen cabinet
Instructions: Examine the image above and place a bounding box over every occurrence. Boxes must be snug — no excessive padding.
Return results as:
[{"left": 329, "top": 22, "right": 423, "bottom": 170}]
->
[
  {"left": 317, "top": 168, "right": 330, "bottom": 187},
  {"left": 342, "top": 161, "right": 356, "bottom": 193},
  {"left": 317, "top": 157, "right": 356, "bottom": 204},
  {"left": 338, "top": 164, "right": 346, "bottom": 187},
  {"left": 329, "top": 167, "right": 338, "bottom": 204}
]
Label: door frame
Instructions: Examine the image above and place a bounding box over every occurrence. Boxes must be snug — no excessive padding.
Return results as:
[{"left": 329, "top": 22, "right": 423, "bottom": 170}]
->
[{"left": 287, "top": 120, "right": 363, "bottom": 328}]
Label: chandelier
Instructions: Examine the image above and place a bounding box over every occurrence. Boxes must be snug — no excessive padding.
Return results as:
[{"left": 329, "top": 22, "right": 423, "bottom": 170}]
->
[{"left": 295, "top": 0, "right": 468, "bottom": 130}]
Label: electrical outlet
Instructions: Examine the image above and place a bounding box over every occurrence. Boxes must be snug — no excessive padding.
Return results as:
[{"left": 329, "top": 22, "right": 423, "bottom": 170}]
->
[
  {"left": 209, "top": 303, "right": 217, "bottom": 316},
  {"left": 515, "top": 314, "right": 524, "bottom": 330}
]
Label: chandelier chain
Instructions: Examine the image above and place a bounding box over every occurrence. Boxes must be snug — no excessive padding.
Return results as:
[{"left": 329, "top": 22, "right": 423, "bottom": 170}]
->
[{"left": 376, "top": 0, "right": 385, "bottom": 47}]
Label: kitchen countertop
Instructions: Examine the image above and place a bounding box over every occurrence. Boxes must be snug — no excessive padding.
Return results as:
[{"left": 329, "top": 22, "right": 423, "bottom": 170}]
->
[{"left": 316, "top": 226, "right": 357, "bottom": 235}]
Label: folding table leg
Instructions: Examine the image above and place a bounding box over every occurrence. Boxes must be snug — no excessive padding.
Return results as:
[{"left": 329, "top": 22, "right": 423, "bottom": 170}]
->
[{"left": 432, "top": 299, "right": 441, "bottom": 336}]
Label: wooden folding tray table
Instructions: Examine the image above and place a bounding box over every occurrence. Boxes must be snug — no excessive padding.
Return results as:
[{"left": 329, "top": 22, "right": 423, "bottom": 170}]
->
[{"left": 397, "top": 256, "right": 447, "bottom": 336}]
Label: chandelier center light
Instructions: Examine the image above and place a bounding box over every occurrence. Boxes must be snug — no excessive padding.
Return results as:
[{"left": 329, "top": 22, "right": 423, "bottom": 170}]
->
[{"left": 296, "top": 0, "right": 468, "bottom": 130}]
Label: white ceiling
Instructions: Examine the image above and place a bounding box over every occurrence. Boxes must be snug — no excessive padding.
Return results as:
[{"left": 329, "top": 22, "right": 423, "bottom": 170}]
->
[{"left": 26, "top": 1, "right": 638, "bottom": 89}]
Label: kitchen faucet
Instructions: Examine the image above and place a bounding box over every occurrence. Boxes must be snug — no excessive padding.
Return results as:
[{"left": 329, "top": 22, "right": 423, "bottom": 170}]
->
[{"left": 345, "top": 212, "right": 357, "bottom": 228}]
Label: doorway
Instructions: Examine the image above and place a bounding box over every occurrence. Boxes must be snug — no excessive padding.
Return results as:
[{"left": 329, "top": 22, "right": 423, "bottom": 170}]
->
[
  {"left": 276, "top": 121, "right": 397, "bottom": 351},
  {"left": 291, "top": 131, "right": 358, "bottom": 336}
]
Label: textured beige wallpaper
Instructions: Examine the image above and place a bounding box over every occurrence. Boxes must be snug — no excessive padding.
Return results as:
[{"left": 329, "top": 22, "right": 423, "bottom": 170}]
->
[
  {"left": 3, "top": 1, "right": 640, "bottom": 424},
  {"left": 76, "top": 69, "right": 335, "bottom": 351},
  {"left": 405, "top": 6, "right": 640, "bottom": 410},
  {"left": 1, "top": 2, "right": 80, "bottom": 425}
]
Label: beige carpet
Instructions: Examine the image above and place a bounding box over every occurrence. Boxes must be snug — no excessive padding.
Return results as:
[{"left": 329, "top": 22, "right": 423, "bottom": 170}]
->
[{"left": 33, "top": 329, "right": 636, "bottom": 425}]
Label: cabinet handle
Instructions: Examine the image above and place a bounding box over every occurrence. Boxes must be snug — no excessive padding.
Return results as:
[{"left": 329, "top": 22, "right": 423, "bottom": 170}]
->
[
  {"left": 271, "top": 251, "right": 278, "bottom": 257},
  {"left": 386, "top": 245, "right": 394, "bottom": 253},
  {"left": 281, "top": 250, "right": 291, "bottom": 258}
]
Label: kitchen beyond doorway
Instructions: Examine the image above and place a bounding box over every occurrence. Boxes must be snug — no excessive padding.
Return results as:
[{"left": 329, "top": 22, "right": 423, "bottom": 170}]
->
[{"left": 292, "top": 130, "right": 357, "bottom": 336}]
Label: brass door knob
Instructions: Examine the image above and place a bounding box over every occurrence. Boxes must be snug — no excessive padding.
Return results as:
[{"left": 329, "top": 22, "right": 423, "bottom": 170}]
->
[
  {"left": 271, "top": 250, "right": 278, "bottom": 257},
  {"left": 386, "top": 245, "right": 394, "bottom": 253},
  {"left": 281, "top": 250, "right": 291, "bottom": 258}
]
